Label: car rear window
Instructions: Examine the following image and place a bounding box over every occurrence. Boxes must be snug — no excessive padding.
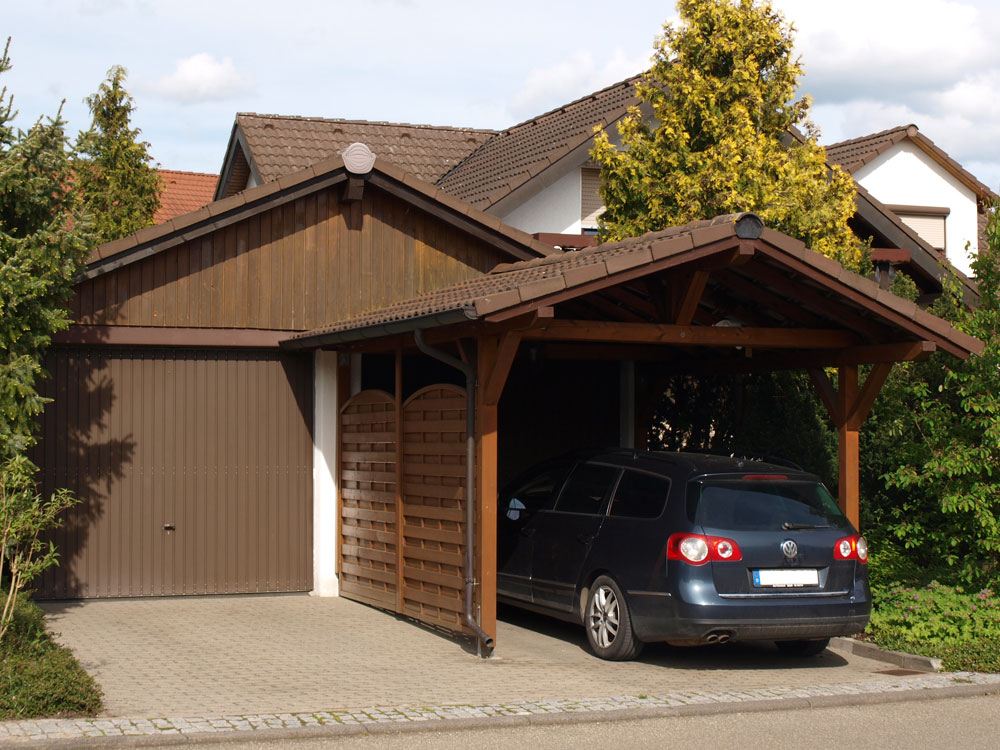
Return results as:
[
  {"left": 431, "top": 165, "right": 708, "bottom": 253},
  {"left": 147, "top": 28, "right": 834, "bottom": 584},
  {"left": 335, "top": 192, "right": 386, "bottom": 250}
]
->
[
  {"left": 609, "top": 470, "right": 671, "bottom": 519},
  {"left": 686, "top": 477, "right": 851, "bottom": 531},
  {"left": 554, "top": 463, "right": 620, "bottom": 515}
]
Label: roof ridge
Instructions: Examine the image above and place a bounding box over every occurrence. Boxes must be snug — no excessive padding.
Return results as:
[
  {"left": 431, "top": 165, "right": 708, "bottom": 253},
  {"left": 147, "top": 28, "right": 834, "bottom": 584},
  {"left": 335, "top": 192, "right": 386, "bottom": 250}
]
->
[
  {"left": 235, "top": 112, "right": 497, "bottom": 134},
  {"left": 158, "top": 168, "right": 219, "bottom": 178},
  {"left": 826, "top": 124, "right": 913, "bottom": 150}
]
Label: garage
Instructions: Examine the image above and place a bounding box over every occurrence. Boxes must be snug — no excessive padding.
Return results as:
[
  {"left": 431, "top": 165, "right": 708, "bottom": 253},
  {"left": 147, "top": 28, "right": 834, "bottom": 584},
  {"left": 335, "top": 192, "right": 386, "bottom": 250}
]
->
[{"left": 35, "top": 348, "right": 313, "bottom": 599}]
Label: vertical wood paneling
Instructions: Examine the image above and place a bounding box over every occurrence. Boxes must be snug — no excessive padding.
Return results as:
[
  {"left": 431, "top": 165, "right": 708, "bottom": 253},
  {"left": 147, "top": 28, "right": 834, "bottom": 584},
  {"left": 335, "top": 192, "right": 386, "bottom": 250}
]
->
[{"left": 35, "top": 348, "right": 313, "bottom": 599}]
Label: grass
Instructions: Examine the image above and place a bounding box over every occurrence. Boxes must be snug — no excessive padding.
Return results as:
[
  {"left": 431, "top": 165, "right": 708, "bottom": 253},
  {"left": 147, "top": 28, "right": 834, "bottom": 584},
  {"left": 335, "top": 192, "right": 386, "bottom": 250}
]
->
[{"left": 0, "top": 591, "right": 103, "bottom": 720}]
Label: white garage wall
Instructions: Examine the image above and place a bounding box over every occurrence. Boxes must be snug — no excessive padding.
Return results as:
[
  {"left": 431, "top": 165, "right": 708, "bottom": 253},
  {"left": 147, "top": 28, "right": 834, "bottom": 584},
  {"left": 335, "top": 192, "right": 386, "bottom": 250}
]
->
[
  {"left": 499, "top": 168, "right": 584, "bottom": 235},
  {"left": 853, "top": 142, "right": 979, "bottom": 277}
]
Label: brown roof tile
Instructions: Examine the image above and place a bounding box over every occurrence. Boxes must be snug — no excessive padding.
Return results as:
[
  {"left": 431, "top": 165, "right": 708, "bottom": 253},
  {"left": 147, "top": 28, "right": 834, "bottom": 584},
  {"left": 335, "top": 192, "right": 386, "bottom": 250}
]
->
[
  {"left": 154, "top": 170, "right": 218, "bottom": 223},
  {"left": 236, "top": 114, "right": 496, "bottom": 185},
  {"left": 436, "top": 76, "right": 642, "bottom": 210}
]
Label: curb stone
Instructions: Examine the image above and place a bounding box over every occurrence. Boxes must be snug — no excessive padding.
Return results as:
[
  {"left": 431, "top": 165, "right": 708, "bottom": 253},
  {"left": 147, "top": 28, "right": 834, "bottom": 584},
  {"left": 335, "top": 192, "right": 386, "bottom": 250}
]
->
[
  {"left": 2, "top": 673, "right": 999, "bottom": 747},
  {"left": 829, "top": 637, "right": 943, "bottom": 672}
]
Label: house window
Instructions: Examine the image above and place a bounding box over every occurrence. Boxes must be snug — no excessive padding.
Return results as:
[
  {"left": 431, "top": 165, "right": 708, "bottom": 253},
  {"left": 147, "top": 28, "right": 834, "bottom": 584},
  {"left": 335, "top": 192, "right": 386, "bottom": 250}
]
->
[
  {"left": 887, "top": 204, "right": 949, "bottom": 252},
  {"left": 581, "top": 167, "right": 604, "bottom": 230}
]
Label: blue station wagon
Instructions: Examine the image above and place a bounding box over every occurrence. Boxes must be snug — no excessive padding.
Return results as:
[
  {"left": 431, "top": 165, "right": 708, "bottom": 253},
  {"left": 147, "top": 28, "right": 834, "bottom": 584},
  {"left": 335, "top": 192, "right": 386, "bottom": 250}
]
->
[{"left": 497, "top": 450, "right": 871, "bottom": 660}]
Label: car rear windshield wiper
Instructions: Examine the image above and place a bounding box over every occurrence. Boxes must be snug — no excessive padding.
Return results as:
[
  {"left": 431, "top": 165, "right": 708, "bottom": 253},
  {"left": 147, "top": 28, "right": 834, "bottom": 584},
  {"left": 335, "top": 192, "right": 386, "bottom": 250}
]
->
[{"left": 781, "top": 522, "right": 830, "bottom": 530}]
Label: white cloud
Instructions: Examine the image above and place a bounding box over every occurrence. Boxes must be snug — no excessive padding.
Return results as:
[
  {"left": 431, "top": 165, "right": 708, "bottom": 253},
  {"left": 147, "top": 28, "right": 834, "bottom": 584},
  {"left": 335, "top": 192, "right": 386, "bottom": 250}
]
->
[
  {"left": 148, "top": 53, "right": 251, "bottom": 104},
  {"left": 507, "top": 47, "right": 652, "bottom": 121}
]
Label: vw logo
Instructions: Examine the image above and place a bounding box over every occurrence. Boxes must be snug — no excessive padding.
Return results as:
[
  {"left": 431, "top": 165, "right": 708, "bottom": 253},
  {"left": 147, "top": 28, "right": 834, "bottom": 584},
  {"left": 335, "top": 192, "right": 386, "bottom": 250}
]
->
[{"left": 781, "top": 540, "right": 798, "bottom": 559}]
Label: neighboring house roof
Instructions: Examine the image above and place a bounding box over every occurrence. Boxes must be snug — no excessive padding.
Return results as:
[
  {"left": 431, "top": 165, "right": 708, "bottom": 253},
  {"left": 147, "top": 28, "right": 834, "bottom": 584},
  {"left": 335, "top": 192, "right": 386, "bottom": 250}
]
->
[
  {"left": 215, "top": 114, "right": 496, "bottom": 200},
  {"left": 826, "top": 124, "right": 998, "bottom": 203},
  {"left": 155, "top": 169, "right": 218, "bottom": 223},
  {"left": 436, "top": 75, "right": 642, "bottom": 211},
  {"left": 285, "top": 212, "right": 982, "bottom": 361},
  {"left": 89, "top": 148, "right": 554, "bottom": 276}
]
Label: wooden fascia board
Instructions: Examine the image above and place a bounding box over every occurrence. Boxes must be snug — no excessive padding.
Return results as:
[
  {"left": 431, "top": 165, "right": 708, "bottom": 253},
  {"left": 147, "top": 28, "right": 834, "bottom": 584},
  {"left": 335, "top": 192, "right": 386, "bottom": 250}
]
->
[
  {"left": 519, "top": 320, "right": 858, "bottom": 349},
  {"left": 366, "top": 173, "right": 538, "bottom": 262},
  {"left": 910, "top": 132, "right": 998, "bottom": 203},
  {"left": 84, "top": 171, "right": 349, "bottom": 281},
  {"left": 53, "top": 325, "right": 288, "bottom": 348},
  {"left": 214, "top": 124, "right": 260, "bottom": 201},
  {"left": 755, "top": 244, "right": 972, "bottom": 359},
  {"left": 854, "top": 189, "right": 945, "bottom": 290}
]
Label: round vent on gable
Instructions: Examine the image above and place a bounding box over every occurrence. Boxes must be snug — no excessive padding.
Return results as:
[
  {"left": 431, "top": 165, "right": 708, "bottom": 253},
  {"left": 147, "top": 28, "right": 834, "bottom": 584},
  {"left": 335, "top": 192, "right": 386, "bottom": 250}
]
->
[{"left": 342, "top": 142, "right": 376, "bottom": 174}]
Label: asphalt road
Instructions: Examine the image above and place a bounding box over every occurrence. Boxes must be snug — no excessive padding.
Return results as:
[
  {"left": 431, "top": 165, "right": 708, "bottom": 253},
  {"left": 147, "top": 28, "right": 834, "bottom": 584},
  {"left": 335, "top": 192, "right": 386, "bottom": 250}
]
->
[{"left": 139, "top": 693, "right": 1000, "bottom": 750}]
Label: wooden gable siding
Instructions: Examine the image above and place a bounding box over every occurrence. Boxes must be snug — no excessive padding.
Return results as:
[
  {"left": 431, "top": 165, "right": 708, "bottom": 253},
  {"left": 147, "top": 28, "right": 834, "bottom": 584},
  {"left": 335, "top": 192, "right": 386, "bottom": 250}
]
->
[{"left": 71, "top": 186, "right": 509, "bottom": 331}]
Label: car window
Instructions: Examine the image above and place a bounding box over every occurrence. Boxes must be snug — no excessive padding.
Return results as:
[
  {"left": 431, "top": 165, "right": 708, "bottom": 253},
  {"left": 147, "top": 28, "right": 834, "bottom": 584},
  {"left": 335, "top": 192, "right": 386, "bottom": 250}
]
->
[
  {"left": 554, "top": 463, "right": 620, "bottom": 515},
  {"left": 609, "top": 470, "right": 671, "bottom": 519},
  {"left": 505, "top": 462, "right": 571, "bottom": 520},
  {"left": 686, "top": 478, "right": 851, "bottom": 531}
]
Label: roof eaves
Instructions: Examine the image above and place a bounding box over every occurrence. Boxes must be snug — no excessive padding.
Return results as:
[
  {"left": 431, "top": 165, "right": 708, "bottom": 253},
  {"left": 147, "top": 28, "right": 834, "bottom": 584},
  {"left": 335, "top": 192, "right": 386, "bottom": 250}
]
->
[{"left": 282, "top": 307, "right": 478, "bottom": 350}]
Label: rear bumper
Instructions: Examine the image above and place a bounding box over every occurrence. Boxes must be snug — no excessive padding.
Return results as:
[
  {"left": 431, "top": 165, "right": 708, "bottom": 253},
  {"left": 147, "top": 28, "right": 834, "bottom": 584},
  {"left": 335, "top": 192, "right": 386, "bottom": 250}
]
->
[{"left": 627, "top": 590, "right": 870, "bottom": 644}]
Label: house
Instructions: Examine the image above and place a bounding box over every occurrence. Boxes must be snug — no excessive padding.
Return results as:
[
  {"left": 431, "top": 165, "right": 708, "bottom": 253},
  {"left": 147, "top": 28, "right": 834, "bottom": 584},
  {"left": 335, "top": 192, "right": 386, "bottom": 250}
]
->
[
  {"left": 155, "top": 169, "right": 218, "bottom": 224},
  {"left": 32, "top": 79, "right": 984, "bottom": 651},
  {"left": 826, "top": 125, "right": 997, "bottom": 278}
]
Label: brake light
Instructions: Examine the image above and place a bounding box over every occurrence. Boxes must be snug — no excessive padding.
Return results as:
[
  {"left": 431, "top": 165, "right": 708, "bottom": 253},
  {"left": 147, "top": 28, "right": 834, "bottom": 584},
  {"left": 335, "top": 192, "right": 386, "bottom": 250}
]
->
[
  {"left": 667, "top": 533, "right": 743, "bottom": 565},
  {"left": 834, "top": 535, "right": 869, "bottom": 563}
]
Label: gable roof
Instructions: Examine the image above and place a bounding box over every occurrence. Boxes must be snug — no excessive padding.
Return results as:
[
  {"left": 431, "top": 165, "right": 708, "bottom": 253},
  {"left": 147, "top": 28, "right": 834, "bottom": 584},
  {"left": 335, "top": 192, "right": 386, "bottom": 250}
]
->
[
  {"left": 285, "top": 213, "right": 982, "bottom": 361},
  {"left": 88, "top": 149, "right": 555, "bottom": 280},
  {"left": 215, "top": 114, "right": 496, "bottom": 200},
  {"left": 436, "top": 75, "right": 642, "bottom": 211},
  {"left": 155, "top": 169, "right": 218, "bottom": 223},
  {"left": 826, "top": 124, "right": 998, "bottom": 203}
]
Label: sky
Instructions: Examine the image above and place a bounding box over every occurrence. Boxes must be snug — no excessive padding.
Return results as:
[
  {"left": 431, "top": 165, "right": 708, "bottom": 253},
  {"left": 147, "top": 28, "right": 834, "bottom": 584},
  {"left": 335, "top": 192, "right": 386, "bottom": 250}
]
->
[{"left": 5, "top": 0, "right": 1000, "bottom": 189}]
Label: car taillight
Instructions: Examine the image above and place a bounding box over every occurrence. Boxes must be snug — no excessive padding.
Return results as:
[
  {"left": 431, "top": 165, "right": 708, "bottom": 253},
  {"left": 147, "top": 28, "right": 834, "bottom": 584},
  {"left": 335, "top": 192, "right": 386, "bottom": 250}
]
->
[
  {"left": 667, "top": 533, "right": 743, "bottom": 565},
  {"left": 834, "top": 535, "right": 868, "bottom": 563}
]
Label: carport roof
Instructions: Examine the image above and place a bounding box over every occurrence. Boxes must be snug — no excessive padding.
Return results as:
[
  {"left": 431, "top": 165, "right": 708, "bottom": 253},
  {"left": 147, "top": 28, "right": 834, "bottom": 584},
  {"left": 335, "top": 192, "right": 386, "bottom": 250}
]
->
[{"left": 283, "top": 213, "right": 982, "bottom": 361}]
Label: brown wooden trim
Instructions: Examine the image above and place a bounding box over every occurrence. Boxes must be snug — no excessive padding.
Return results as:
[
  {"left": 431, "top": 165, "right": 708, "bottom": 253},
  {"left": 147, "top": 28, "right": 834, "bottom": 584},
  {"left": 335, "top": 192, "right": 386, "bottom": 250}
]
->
[
  {"left": 808, "top": 368, "right": 841, "bottom": 426},
  {"left": 519, "top": 320, "right": 858, "bottom": 349},
  {"left": 725, "top": 341, "right": 937, "bottom": 372},
  {"left": 53, "top": 325, "right": 289, "bottom": 348},
  {"left": 483, "top": 332, "right": 521, "bottom": 406},
  {"left": 849, "top": 362, "right": 893, "bottom": 429},
  {"left": 532, "top": 232, "right": 599, "bottom": 249},
  {"left": 838, "top": 366, "right": 860, "bottom": 528},
  {"left": 335, "top": 355, "right": 351, "bottom": 578},
  {"left": 475, "top": 335, "right": 499, "bottom": 644},
  {"left": 394, "top": 345, "right": 405, "bottom": 613},
  {"left": 885, "top": 204, "right": 950, "bottom": 217},
  {"left": 671, "top": 271, "right": 710, "bottom": 325}
]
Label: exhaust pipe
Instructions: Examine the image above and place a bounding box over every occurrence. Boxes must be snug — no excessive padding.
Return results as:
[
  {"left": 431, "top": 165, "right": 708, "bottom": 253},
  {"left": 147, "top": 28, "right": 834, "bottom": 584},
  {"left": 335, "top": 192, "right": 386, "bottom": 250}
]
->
[
  {"left": 704, "top": 630, "right": 733, "bottom": 645},
  {"left": 706, "top": 633, "right": 720, "bottom": 644},
  {"left": 414, "top": 330, "right": 494, "bottom": 653}
]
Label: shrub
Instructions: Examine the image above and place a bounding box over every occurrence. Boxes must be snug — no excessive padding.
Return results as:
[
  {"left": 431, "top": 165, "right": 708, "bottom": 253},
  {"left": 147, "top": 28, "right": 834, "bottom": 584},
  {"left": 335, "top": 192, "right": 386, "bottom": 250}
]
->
[{"left": 0, "top": 591, "right": 102, "bottom": 719}]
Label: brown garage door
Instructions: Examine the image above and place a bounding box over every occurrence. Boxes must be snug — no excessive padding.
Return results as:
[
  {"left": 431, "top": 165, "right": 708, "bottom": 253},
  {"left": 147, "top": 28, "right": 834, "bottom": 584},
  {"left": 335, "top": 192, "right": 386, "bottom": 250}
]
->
[{"left": 34, "top": 348, "right": 313, "bottom": 599}]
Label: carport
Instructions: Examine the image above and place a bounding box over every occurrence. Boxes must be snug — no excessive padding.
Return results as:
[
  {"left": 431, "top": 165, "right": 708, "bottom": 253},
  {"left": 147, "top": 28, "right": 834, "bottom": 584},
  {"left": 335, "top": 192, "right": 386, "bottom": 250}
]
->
[{"left": 283, "top": 212, "right": 982, "bottom": 650}]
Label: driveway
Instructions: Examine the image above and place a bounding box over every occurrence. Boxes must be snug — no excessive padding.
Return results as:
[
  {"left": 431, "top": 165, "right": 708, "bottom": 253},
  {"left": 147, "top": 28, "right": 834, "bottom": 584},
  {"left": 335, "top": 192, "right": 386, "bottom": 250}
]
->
[{"left": 41, "top": 594, "right": 898, "bottom": 717}]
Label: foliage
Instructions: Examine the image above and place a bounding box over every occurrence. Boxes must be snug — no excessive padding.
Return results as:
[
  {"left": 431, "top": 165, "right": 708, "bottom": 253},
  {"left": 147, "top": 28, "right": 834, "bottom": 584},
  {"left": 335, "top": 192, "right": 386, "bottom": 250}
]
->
[
  {"left": 864, "top": 207, "right": 1000, "bottom": 585},
  {"left": 866, "top": 581, "right": 1000, "bottom": 673},
  {"left": 0, "top": 38, "right": 91, "bottom": 643},
  {"left": 0, "top": 589, "right": 102, "bottom": 718},
  {"left": 75, "top": 65, "right": 160, "bottom": 244},
  {"left": 592, "top": 0, "right": 865, "bottom": 270}
]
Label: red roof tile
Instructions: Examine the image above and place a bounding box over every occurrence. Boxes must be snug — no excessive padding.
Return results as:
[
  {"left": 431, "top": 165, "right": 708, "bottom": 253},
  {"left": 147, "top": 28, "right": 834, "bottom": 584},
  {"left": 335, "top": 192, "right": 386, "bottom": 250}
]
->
[{"left": 155, "top": 170, "right": 218, "bottom": 223}]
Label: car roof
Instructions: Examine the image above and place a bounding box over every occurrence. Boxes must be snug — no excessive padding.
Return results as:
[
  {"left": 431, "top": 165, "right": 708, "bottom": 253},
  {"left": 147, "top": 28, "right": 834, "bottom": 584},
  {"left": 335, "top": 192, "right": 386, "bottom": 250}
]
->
[{"left": 576, "top": 449, "right": 817, "bottom": 480}]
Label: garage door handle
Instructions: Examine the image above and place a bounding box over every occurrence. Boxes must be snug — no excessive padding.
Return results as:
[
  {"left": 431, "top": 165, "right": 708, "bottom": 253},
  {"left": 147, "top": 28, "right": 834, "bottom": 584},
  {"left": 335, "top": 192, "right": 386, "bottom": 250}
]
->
[
  {"left": 163, "top": 523, "right": 175, "bottom": 531},
  {"left": 576, "top": 533, "right": 594, "bottom": 545},
  {"left": 519, "top": 527, "right": 536, "bottom": 538}
]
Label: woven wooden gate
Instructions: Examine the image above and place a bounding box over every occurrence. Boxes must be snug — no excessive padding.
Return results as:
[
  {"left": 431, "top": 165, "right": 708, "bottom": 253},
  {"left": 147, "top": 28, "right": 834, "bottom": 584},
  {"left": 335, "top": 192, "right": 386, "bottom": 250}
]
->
[
  {"left": 339, "top": 385, "right": 470, "bottom": 635},
  {"left": 338, "top": 390, "right": 398, "bottom": 610}
]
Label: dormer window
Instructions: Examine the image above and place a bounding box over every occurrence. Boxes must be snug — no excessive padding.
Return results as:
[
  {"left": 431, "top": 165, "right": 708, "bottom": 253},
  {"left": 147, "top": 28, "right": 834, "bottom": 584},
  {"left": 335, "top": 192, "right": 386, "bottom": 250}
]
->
[{"left": 886, "top": 204, "right": 949, "bottom": 253}]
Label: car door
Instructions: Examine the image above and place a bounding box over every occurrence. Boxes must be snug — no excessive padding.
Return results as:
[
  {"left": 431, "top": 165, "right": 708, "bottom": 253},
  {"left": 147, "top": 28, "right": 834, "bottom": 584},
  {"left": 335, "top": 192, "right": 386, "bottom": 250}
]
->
[
  {"left": 530, "top": 462, "right": 622, "bottom": 613},
  {"left": 497, "top": 461, "right": 573, "bottom": 603}
]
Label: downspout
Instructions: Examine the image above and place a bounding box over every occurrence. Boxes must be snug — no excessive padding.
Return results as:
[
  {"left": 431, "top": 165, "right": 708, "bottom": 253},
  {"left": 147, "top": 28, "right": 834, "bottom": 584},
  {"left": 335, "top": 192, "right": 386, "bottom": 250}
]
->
[{"left": 413, "top": 330, "right": 495, "bottom": 652}]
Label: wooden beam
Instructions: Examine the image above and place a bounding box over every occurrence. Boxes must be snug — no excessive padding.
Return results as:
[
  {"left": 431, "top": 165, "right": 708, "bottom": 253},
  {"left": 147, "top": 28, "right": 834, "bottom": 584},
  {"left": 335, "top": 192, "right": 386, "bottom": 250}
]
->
[
  {"left": 671, "top": 271, "right": 710, "bottom": 325},
  {"left": 475, "top": 335, "right": 499, "bottom": 646},
  {"left": 708, "top": 341, "right": 937, "bottom": 373},
  {"left": 718, "top": 272, "right": 826, "bottom": 327},
  {"left": 335, "top": 354, "right": 351, "bottom": 577},
  {"left": 483, "top": 331, "right": 521, "bottom": 406},
  {"left": 520, "top": 320, "right": 859, "bottom": 349},
  {"left": 808, "top": 368, "right": 841, "bottom": 425},
  {"left": 838, "top": 365, "right": 860, "bottom": 528},
  {"left": 394, "top": 344, "right": 404, "bottom": 613},
  {"left": 343, "top": 177, "right": 364, "bottom": 202},
  {"left": 847, "top": 362, "right": 894, "bottom": 429}
]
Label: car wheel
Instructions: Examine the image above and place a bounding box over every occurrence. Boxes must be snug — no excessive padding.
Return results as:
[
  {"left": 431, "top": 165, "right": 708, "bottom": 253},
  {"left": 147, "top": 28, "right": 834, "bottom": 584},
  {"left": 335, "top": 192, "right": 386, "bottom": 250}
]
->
[
  {"left": 585, "top": 576, "right": 643, "bottom": 661},
  {"left": 775, "top": 638, "right": 830, "bottom": 657}
]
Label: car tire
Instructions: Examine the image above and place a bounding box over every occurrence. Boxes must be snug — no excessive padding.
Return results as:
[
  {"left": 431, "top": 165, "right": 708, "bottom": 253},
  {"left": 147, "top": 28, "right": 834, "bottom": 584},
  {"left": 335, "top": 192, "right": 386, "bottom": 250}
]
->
[
  {"left": 775, "top": 638, "right": 830, "bottom": 657},
  {"left": 585, "top": 576, "right": 643, "bottom": 661}
]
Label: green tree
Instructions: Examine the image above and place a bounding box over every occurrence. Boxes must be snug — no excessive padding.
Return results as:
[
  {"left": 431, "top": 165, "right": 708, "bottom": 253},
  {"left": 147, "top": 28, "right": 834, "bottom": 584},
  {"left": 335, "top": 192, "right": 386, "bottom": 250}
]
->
[
  {"left": 75, "top": 65, "right": 160, "bottom": 244},
  {"left": 0, "top": 39, "right": 90, "bottom": 639},
  {"left": 592, "top": 0, "right": 865, "bottom": 270},
  {"left": 868, "top": 210, "right": 1000, "bottom": 585}
]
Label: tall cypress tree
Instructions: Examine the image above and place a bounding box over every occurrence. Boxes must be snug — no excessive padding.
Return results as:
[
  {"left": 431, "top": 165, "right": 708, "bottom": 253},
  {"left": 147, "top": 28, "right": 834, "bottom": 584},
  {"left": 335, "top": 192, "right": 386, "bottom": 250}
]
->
[{"left": 75, "top": 65, "right": 160, "bottom": 244}]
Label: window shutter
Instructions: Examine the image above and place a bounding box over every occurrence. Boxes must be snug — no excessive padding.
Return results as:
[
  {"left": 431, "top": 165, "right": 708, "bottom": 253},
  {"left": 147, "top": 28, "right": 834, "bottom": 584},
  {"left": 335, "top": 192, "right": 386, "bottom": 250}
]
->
[{"left": 581, "top": 168, "right": 604, "bottom": 227}]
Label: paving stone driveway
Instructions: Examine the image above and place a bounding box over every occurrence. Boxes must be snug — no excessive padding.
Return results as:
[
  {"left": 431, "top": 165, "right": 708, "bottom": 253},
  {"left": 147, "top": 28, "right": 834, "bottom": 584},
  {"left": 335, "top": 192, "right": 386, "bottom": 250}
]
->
[{"left": 41, "top": 594, "right": 897, "bottom": 718}]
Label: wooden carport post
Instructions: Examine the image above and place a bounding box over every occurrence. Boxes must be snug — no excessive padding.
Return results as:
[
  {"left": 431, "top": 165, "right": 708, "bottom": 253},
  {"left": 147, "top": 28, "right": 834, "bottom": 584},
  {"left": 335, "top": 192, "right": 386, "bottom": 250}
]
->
[
  {"left": 474, "top": 331, "right": 521, "bottom": 645},
  {"left": 808, "top": 363, "right": 894, "bottom": 530}
]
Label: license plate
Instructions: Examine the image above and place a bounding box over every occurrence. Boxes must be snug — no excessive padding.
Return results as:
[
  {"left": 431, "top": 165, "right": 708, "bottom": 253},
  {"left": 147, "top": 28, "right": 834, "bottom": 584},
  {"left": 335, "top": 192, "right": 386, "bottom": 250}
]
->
[{"left": 753, "top": 568, "right": 819, "bottom": 587}]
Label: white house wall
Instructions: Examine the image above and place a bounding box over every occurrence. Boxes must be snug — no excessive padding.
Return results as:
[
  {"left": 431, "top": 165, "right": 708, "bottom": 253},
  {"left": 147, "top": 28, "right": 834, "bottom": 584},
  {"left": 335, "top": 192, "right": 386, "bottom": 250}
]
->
[
  {"left": 499, "top": 168, "right": 584, "bottom": 235},
  {"left": 312, "top": 350, "right": 340, "bottom": 597},
  {"left": 853, "top": 142, "right": 979, "bottom": 276}
]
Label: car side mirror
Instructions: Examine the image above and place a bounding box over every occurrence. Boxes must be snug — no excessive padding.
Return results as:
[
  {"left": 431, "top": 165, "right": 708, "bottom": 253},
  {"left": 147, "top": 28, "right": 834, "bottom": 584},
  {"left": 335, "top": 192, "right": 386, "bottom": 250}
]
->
[{"left": 506, "top": 497, "right": 527, "bottom": 521}]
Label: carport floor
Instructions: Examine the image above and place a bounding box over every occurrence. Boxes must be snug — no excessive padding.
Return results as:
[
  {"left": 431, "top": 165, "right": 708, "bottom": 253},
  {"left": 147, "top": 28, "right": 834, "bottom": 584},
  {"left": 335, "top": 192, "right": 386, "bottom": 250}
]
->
[{"left": 42, "top": 595, "right": 895, "bottom": 718}]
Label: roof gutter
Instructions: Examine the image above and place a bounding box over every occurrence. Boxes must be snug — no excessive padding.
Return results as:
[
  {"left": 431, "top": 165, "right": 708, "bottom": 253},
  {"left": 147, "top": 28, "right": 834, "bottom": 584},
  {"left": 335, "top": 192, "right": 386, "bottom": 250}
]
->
[{"left": 280, "top": 307, "right": 478, "bottom": 350}]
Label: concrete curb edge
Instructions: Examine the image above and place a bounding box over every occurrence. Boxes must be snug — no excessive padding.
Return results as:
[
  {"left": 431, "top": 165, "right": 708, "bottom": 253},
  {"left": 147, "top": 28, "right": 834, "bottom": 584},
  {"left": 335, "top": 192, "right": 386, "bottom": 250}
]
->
[{"left": 829, "top": 637, "right": 943, "bottom": 672}]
